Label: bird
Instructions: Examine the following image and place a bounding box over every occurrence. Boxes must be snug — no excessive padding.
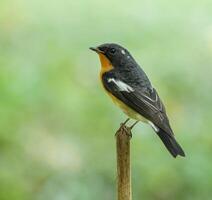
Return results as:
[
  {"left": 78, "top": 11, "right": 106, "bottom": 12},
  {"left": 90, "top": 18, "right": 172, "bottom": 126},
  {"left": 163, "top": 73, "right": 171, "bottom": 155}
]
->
[{"left": 90, "top": 43, "right": 185, "bottom": 158}]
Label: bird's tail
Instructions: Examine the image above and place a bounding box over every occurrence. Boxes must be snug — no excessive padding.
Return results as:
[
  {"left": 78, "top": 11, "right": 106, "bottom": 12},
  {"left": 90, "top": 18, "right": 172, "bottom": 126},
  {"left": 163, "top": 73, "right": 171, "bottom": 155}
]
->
[{"left": 156, "top": 128, "right": 185, "bottom": 158}]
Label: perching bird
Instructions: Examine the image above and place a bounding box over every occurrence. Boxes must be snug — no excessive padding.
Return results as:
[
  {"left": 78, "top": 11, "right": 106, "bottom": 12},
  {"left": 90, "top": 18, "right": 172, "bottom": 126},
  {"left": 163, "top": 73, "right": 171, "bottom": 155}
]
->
[{"left": 90, "top": 43, "right": 185, "bottom": 158}]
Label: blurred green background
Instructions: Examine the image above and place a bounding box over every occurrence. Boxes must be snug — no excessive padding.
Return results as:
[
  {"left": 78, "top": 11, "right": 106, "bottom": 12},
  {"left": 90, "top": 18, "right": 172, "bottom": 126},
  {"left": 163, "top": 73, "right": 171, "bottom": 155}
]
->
[{"left": 0, "top": 0, "right": 212, "bottom": 199}]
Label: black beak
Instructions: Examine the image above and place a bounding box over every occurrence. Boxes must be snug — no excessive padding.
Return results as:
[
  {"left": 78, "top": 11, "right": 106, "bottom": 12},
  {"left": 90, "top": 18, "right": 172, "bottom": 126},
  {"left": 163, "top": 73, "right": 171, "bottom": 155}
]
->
[{"left": 89, "top": 47, "right": 104, "bottom": 54}]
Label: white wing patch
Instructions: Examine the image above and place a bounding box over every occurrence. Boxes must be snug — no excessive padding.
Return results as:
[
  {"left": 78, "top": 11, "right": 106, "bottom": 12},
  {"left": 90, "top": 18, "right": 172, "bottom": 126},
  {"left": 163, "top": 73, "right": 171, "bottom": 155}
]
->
[
  {"left": 108, "top": 78, "right": 134, "bottom": 92},
  {"left": 121, "top": 49, "right": 126, "bottom": 55},
  {"left": 148, "top": 121, "right": 159, "bottom": 132}
]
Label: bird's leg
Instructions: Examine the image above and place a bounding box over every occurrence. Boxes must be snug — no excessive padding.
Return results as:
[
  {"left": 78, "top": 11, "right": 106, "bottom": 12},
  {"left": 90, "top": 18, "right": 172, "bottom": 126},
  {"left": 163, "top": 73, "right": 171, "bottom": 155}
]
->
[
  {"left": 130, "top": 120, "right": 139, "bottom": 130},
  {"left": 119, "top": 118, "right": 130, "bottom": 130},
  {"left": 122, "top": 120, "right": 139, "bottom": 138},
  {"left": 122, "top": 118, "right": 130, "bottom": 126}
]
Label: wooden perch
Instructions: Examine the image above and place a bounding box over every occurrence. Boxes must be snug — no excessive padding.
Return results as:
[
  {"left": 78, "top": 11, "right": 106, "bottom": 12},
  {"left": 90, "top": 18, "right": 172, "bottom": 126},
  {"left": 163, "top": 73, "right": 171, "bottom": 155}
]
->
[{"left": 116, "top": 124, "right": 132, "bottom": 200}]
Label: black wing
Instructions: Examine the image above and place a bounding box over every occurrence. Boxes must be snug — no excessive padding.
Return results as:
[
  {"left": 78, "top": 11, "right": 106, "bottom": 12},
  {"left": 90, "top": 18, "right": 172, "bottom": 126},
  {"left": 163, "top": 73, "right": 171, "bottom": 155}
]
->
[
  {"left": 102, "top": 72, "right": 185, "bottom": 157},
  {"left": 102, "top": 72, "right": 172, "bottom": 134}
]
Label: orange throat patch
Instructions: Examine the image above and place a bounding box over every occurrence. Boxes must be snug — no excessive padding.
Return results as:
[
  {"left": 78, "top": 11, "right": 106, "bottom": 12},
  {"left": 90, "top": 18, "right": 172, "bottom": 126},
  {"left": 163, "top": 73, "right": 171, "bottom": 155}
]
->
[{"left": 98, "top": 53, "right": 113, "bottom": 77}]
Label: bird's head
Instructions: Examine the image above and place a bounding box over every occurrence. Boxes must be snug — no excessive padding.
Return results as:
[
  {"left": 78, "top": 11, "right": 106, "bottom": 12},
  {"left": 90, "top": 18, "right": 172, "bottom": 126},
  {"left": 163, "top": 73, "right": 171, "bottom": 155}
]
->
[{"left": 90, "top": 43, "right": 134, "bottom": 69}]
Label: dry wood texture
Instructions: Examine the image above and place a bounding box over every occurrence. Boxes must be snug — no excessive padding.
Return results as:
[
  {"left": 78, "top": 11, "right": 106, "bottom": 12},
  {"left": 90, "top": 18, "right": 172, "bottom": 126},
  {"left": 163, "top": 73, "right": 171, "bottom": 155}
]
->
[{"left": 116, "top": 124, "right": 132, "bottom": 200}]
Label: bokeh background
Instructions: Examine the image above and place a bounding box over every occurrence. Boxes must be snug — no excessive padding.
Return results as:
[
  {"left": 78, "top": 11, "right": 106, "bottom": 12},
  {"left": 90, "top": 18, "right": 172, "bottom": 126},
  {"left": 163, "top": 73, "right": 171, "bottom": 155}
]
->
[{"left": 1, "top": 0, "right": 212, "bottom": 199}]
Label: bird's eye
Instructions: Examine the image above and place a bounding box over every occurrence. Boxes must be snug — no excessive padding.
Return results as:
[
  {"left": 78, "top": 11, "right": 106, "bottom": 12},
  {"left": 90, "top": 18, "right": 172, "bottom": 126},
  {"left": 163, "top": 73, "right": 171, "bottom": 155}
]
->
[{"left": 110, "top": 48, "right": 116, "bottom": 54}]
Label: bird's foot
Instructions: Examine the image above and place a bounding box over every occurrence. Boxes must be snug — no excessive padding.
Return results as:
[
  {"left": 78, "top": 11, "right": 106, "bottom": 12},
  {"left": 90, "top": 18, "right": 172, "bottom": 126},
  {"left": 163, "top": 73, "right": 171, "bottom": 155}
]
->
[
  {"left": 115, "top": 118, "right": 132, "bottom": 138},
  {"left": 115, "top": 118, "right": 130, "bottom": 136},
  {"left": 115, "top": 119, "right": 139, "bottom": 138}
]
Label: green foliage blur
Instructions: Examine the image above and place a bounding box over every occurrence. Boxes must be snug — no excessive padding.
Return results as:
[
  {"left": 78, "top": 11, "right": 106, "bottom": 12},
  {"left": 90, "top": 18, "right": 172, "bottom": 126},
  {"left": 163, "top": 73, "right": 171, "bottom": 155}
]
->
[{"left": 0, "top": 0, "right": 212, "bottom": 199}]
